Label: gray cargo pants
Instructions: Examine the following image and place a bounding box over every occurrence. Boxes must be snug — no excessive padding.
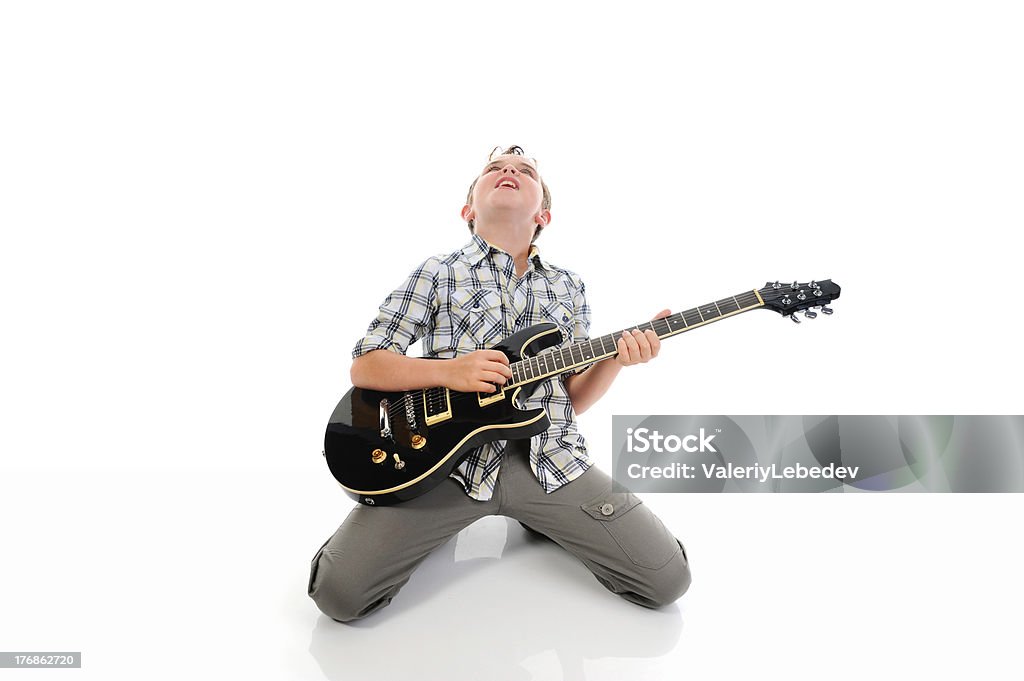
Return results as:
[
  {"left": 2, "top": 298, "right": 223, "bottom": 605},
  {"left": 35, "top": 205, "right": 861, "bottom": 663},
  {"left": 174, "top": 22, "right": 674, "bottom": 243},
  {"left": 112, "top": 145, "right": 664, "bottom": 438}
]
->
[{"left": 308, "top": 439, "right": 691, "bottom": 622}]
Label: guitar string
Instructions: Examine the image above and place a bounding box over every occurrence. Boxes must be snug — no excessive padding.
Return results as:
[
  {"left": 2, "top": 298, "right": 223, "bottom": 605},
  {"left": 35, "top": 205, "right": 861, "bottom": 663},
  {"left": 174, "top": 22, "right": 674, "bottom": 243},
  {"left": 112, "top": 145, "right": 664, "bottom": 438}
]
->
[
  {"left": 382, "top": 318, "right": 684, "bottom": 420},
  {"left": 380, "top": 314, "right": 734, "bottom": 421},
  {"left": 381, "top": 299, "right": 823, "bottom": 421},
  {"left": 380, "top": 290, "right": 832, "bottom": 421}
]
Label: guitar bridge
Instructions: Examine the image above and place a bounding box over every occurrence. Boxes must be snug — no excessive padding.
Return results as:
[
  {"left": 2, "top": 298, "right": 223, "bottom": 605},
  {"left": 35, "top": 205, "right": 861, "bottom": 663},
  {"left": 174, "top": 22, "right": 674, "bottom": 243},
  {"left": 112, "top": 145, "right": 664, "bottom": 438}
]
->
[{"left": 404, "top": 393, "right": 418, "bottom": 431}]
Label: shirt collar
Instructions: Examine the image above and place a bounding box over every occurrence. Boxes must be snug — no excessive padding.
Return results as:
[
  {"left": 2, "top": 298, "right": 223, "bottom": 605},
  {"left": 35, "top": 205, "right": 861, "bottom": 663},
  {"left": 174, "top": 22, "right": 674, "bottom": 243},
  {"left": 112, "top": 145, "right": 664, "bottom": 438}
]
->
[{"left": 461, "top": 233, "right": 556, "bottom": 277}]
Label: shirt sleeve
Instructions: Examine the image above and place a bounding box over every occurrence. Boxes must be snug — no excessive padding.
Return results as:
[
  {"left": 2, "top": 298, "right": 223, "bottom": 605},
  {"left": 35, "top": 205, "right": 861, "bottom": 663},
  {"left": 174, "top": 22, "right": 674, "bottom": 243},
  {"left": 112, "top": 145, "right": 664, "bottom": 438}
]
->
[
  {"left": 571, "top": 276, "right": 591, "bottom": 344},
  {"left": 564, "top": 274, "right": 593, "bottom": 378},
  {"left": 351, "top": 257, "right": 440, "bottom": 358}
]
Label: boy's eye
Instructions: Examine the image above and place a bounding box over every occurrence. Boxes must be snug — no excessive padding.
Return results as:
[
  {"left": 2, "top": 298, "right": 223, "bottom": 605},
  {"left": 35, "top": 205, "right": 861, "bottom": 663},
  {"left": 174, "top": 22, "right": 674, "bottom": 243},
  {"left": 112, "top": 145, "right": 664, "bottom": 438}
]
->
[{"left": 485, "top": 165, "right": 534, "bottom": 176}]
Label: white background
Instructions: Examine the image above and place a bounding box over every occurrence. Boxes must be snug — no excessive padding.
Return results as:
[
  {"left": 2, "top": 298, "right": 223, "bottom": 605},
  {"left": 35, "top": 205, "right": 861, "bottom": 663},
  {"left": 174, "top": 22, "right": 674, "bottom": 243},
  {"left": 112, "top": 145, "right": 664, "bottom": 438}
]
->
[{"left": 2, "top": 1, "right": 1022, "bottom": 679}]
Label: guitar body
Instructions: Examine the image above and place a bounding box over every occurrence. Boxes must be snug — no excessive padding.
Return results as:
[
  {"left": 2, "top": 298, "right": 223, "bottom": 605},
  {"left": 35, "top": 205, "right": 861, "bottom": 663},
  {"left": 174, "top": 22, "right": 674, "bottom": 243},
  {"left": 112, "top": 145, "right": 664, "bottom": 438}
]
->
[
  {"left": 323, "top": 278, "right": 841, "bottom": 506},
  {"left": 324, "top": 323, "right": 563, "bottom": 506}
]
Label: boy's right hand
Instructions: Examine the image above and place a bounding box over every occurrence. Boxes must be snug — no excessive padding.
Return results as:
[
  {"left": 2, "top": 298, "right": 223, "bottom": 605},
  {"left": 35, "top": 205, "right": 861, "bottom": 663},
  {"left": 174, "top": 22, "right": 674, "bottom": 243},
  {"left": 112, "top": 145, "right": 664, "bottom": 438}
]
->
[{"left": 446, "top": 350, "right": 512, "bottom": 393}]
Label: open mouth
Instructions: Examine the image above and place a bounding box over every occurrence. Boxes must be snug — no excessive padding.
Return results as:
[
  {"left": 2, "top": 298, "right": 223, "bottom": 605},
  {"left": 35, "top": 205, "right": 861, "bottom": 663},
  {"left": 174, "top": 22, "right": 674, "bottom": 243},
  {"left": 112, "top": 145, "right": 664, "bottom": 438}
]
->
[{"left": 495, "top": 179, "right": 519, "bottom": 190}]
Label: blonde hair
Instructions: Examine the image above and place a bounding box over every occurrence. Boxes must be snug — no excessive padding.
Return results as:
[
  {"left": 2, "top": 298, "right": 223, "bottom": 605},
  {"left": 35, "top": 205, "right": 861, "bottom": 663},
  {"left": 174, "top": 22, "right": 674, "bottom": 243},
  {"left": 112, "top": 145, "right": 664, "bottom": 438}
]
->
[{"left": 465, "top": 145, "right": 551, "bottom": 242}]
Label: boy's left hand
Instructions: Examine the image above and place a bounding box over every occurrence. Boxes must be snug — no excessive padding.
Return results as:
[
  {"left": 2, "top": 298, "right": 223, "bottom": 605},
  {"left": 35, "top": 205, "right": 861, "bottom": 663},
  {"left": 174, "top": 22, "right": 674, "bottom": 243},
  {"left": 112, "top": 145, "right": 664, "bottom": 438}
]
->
[{"left": 616, "top": 309, "right": 671, "bottom": 367}]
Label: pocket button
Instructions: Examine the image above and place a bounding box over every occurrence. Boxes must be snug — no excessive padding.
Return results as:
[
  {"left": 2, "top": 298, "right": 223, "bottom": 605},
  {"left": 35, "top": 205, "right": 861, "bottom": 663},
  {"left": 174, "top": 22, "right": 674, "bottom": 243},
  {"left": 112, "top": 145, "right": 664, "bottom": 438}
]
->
[{"left": 600, "top": 503, "right": 614, "bottom": 516}]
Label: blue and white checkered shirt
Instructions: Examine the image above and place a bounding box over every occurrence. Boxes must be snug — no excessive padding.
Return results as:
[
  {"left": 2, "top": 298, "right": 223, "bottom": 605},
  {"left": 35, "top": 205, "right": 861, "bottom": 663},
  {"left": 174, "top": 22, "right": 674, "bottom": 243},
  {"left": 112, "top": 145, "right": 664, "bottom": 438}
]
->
[{"left": 352, "top": 233, "right": 593, "bottom": 501}]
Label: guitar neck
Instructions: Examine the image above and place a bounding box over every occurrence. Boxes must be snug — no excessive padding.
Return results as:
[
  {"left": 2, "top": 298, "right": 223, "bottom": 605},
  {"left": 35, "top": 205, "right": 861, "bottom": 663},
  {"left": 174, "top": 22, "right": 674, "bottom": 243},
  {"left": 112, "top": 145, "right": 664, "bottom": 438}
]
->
[{"left": 507, "top": 289, "right": 764, "bottom": 388}]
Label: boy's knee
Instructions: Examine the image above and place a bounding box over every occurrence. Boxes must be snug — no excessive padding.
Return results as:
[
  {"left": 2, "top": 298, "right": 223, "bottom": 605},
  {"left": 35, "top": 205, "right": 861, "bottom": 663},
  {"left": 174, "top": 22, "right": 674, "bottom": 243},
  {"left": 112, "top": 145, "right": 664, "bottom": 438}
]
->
[
  {"left": 308, "top": 549, "right": 390, "bottom": 623},
  {"left": 630, "top": 542, "right": 691, "bottom": 608},
  {"left": 645, "top": 549, "right": 691, "bottom": 607}
]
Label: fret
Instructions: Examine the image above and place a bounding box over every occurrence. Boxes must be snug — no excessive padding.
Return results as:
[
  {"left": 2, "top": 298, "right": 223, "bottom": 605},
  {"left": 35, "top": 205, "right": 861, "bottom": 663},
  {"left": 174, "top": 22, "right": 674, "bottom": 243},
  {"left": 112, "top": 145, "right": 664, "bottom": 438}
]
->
[
  {"left": 501, "top": 288, "right": 766, "bottom": 388},
  {"left": 667, "top": 313, "right": 687, "bottom": 333},
  {"left": 683, "top": 308, "right": 702, "bottom": 327},
  {"left": 700, "top": 303, "right": 720, "bottom": 320},
  {"left": 716, "top": 298, "right": 738, "bottom": 314},
  {"left": 736, "top": 290, "right": 760, "bottom": 308}
]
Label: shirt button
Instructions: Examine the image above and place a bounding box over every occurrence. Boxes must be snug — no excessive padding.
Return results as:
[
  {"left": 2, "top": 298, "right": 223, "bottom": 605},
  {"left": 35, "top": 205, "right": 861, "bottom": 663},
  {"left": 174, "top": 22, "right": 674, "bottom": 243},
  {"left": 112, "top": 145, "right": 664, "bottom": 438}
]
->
[{"left": 600, "top": 503, "right": 614, "bottom": 516}]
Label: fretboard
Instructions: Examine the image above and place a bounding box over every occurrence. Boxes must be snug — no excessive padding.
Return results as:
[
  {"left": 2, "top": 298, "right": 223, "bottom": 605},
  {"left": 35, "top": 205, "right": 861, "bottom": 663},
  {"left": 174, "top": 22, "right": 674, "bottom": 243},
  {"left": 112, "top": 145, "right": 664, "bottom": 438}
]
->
[{"left": 507, "top": 289, "right": 763, "bottom": 387}]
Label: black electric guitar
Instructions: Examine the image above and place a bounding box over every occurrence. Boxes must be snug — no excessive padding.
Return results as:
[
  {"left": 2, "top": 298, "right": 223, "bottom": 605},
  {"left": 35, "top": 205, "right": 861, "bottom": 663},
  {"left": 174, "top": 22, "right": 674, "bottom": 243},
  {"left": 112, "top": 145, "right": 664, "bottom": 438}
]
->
[{"left": 324, "top": 280, "right": 841, "bottom": 505}]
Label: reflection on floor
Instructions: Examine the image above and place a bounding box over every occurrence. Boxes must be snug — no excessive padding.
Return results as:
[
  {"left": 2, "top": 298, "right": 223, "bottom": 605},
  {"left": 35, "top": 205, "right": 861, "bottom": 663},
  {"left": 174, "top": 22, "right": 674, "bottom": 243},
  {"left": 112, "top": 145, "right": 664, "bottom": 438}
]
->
[{"left": 308, "top": 515, "right": 685, "bottom": 681}]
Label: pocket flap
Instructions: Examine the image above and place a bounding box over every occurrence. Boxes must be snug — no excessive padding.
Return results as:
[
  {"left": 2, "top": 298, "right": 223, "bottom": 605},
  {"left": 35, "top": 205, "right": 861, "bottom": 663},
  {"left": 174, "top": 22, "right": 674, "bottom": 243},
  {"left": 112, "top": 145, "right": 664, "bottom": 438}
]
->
[
  {"left": 451, "top": 288, "right": 502, "bottom": 311},
  {"left": 540, "top": 299, "right": 574, "bottom": 327},
  {"left": 581, "top": 491, "right": 642, "bottom": 521}
]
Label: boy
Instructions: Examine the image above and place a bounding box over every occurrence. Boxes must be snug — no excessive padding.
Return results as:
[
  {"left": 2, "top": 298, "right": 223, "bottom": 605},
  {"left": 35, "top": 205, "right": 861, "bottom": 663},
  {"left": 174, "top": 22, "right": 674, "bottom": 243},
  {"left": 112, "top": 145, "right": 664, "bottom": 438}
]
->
[{"left": 308, "top": 146, "right": 690, "bottom": 622}]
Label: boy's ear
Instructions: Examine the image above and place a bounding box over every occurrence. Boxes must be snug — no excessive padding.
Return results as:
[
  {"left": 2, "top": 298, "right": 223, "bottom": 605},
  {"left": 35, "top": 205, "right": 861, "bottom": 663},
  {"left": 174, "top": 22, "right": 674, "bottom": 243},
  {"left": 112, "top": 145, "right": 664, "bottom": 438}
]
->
[
  {"left": 535, "top": 208, "right": 551, "bottom": 227},
  {"left": 461, "top": 204, "right": 474, "bottom": 223}
]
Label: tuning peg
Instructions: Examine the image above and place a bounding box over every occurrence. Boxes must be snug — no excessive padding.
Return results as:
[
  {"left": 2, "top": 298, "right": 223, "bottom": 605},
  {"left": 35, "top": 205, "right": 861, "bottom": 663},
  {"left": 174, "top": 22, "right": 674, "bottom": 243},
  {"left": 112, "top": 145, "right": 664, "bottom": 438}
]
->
[
  {"left": 804, "top": 309, "right": 817, "bottom": 319},
  {"left": 820, "top": 305, "right": 834, "bottom": 315},
  {"left": 772, "top": 280, "right": 782, "bottom": 289},
  {"left": 791, "top": 281, "right": 799, "bottom": 290},
  {"left": 809, "top": 280, "right": 818, "bottom": 289},
  {"left": 789, "top": 313, "right": 801, "bottom": 324}
]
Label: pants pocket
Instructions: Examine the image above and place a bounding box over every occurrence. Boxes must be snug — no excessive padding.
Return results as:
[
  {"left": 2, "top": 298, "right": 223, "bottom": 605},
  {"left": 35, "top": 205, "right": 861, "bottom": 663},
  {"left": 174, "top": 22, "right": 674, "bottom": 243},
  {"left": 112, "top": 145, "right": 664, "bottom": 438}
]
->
[{"left": 581, "top": 490, "right": 679, "bottom": 570}]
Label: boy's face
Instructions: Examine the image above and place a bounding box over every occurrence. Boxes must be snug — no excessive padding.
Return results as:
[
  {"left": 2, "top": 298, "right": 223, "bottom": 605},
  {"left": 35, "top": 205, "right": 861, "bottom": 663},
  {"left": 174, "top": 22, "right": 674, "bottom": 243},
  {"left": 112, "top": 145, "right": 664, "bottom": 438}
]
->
[{"left": 464, "top": 154, "right": 547, "bottom": 230}]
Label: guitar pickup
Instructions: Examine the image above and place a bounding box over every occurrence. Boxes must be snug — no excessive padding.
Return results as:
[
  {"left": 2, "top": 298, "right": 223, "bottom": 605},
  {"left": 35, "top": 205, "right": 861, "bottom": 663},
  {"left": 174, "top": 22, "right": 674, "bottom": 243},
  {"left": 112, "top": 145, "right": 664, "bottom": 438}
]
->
[
  {"left": 477, "top": 386, "right": 505, "bottom": 407},
  {"left": 423, "top": 388, "right": 452, "bottom": 426}
]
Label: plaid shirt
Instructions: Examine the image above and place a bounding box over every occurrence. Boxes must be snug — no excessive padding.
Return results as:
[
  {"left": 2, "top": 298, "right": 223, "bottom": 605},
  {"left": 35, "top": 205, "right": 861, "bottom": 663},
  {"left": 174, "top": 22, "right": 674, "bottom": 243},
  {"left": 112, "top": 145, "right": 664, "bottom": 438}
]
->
[{"left": 352, "top": 233, "right": 593, "bottom": 501}]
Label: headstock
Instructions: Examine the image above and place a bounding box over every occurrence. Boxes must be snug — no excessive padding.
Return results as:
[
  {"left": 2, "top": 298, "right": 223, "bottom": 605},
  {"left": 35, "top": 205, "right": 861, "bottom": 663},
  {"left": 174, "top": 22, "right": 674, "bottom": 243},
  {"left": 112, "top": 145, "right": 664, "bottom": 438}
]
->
[{"left": 759, "top": 279, "right": 841, "bottom": 323}]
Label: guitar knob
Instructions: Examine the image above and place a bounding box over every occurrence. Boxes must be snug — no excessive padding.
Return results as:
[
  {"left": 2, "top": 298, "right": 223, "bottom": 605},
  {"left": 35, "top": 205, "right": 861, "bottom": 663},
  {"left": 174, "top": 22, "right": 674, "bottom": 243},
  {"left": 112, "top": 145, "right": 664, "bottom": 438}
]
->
[
  {"left": 804, "top": 309, "right": 817, "bottom": 319},
  {"left": 789, "top": 313, "right": 801, "bottom": 324},
  {"left": 821, "top": 305, "right": 834, "bottom": 315},
  {"left": 410, "top": 434, "right": 426, "bottom": 450},
  {"left": 371, "top": 448, "right": 387, "bottom": 464}
]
